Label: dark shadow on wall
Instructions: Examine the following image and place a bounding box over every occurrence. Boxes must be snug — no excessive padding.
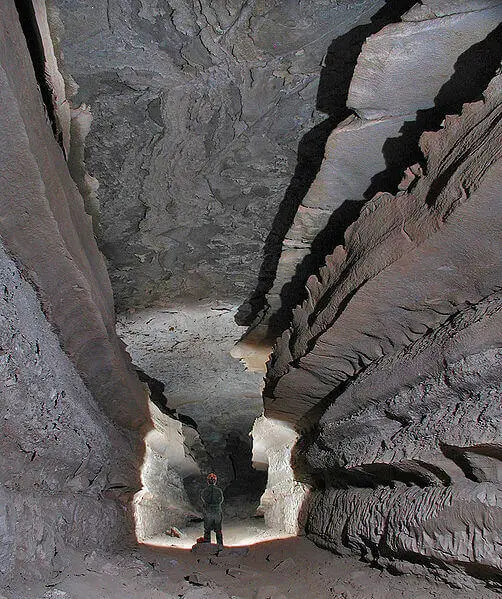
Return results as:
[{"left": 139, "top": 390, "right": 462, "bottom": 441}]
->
[
  {"left": 222, "top": 432, "right": 268, "bottom": 511},
  {"left": 367, "top": 22, "right": 502, "bottom": 201},
  {"left": 235, "top": 0, "right": 417, "bottom": 333},
  {"left": 14, "top": 0, "right": 65, "bottom": 152},
  {"left": 136, "top": 367, "right": 199, "bottom": 429},
  {"left": 268, "top": 200, "right": 362, "bottom": 332},
  {"left": 234, "top": 115, "right": 344, "bottom": 330},
  {"left": 316, "top": 0, "right": 417, "bottom": 118},
  {"left": 268, "top": 20, "right": 502, "bottom": 337}
]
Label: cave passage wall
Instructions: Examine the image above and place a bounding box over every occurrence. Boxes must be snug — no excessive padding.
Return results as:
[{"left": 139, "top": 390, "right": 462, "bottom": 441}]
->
[
  {"left": 49, "top": 0, "right": 404, "bottom": 512},
  {"left": 0, "top": 1, "right": 153, "bottom": 581},
  {"left": 263, "top": 1, "right": 502, "bottom": 586},
  {"left": 2, "top": 0, "right": 502, "bottom": 589},
  {"left": 50, "top": 0, "right": 387, "bottom": 311}
]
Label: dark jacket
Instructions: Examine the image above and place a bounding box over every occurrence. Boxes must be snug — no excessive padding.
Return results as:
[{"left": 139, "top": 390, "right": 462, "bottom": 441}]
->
[{"left": 201, "top": 484, "right": 224, "bottom": 515}]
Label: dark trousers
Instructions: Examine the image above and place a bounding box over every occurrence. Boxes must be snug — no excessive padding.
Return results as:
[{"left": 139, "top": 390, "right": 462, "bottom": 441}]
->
[{"left": 203, "top": 513, "right": 223, "bottom": 545}]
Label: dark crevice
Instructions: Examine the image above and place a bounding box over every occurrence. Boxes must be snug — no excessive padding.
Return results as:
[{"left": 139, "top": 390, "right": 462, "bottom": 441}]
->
[
  {"left": 271, "top": 201, "right": 363, "bottom": 335},
  {"left": 413, "top": 460, "right": 452, "bottom": 486},
  {"left": 316, "top": 0, "right": 417, "bottom": 118},
  {"left": 441, "top": 443, "right": 502, "bottom": 483},
  {"left": 135, "top": 367, "right": 198, "bottom": 429},
  {"left": 14, "top": 0, "right": 65, "bottom": 153},
  {"left": 352, "top": 462, "right": 439, "bottom": 488},
  {"left": 440, "top": 444, "right": 484, "bottom": 483},
  {"left": 235, "top": 115, "right": 345, "bottom": 328},
  {"left": 221, "top": 432, "right": 267, "bottom": 507},
  {"left": 295, "top": 457, "right": 445, "bottom": 491}
]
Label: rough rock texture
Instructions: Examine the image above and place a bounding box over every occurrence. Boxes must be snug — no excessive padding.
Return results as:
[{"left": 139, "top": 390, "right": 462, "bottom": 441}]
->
[
  {"left": 51, "top": 0, "right": 392, "bottom": 311},
  {"left": 251, "top": 416, "right": 309, "bottom": 535},
  {"left": 0, "top": 242, "right": 136, "bottom": 582},
  {"left": 117, "top": 306, "right": 267, "bottom": 513},
  {"left": 265, "top": 71, "right": 502, "bottom": 423},
  {"left": 0, "top": 1, "right": 148, "bottom": 430},
  {"left": 264, "top": 65, "right": 502, "bottom": 583},
  {"left": 48, "top": 0, "right": 408, "bottom": 517},
  {"left": 134, "top": 404, "right": 200, "bottom": 540},
  {"left": 4, "top": 0, "right": 502, "bottom": 591},
  {"left": 307, "top": 481, "right": 502, "bottom": 588},
  {"left": 234, "top": 0, "right": 502, "bottom": 362},
  {"left": 0, "top": 1, "right": 152, "bottom": 582}
]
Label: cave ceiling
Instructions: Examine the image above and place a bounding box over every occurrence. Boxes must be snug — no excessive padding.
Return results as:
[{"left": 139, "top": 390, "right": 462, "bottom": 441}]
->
[
  {"left": 53, "top": 0, "right": 387, "bottom": 312},
  {"left": 51, "top": 0, "right": 501, "bottom": 453}
]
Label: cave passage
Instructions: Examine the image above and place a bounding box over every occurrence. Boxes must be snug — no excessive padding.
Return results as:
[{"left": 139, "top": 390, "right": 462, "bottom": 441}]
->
[{"left": 1, "top": 1, "right": 502, "bottom": 598}]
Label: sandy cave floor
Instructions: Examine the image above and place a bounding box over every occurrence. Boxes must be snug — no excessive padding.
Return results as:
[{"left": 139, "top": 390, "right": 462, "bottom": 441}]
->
[{"left": 3, "top": 520, "right": 500, "bottom": 599}]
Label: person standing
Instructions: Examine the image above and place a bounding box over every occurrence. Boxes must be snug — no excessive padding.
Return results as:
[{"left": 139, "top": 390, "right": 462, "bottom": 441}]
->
[{"left": 200, "top": 473, "right": 224, "bottom": 548}]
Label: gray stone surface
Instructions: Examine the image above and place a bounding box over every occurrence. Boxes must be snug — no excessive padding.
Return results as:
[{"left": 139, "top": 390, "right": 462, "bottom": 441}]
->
[
  {"left": 348, "top": 5, "right": 502, "bottom": 119},
  {"left": 307, "top": 481, "right": 502, "bottom": 587},
  {"left": 234, "top": 0, "right": 502, "bottom": 349},
  {"left": 0, "top": 242, "right": 135, "bottom": 582},
  {"left": 134, "top": 402, "right": 203, "bottom": 540},
  {"left": 264, "top": 73, "right": 502, "bottom": 583},
  {"left": 266, "top": 72, "right": 502, "bottom": 422},
  {"left": 51, "top": 0, "right": 385, "bottom": 311},
  {"left": 0, "top": 0, "right": 148, "bottom": 430}
]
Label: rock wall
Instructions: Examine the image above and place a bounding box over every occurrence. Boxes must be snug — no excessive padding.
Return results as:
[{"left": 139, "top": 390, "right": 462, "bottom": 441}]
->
[
  {"left": 134, "top": 403, "right": 200, "bottom": 541},
  {"left": 0, "top": 243, "right": 136, "bottom": 581},
  {"left": 235, "top": 0, "right": 502, "bottom": 365},
  {"left": 307, "top": 481, "right": 502, "bottom": 588},
  {"left": 0, "top": 1, "right": 150, "bottom": 582},
  {"left": 265, "top": 71, "right": 502, "bottom": 423},
  {"left": 0, "top": 0, "right": 149, "bottom": 431},
  {"left": 263, "top": 41, "right": 502, "bottom": 589},
  {"left": 251, "top": 416, "right": 309, "bottom": 535},
  {"left": 50, "top": 0, "right": 390, "bottom": 312}
]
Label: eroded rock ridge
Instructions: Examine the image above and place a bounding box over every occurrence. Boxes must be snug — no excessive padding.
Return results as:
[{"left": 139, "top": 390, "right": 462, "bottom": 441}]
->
[{"left": 265, "top": 51, "right": 502, "bottom": 588}]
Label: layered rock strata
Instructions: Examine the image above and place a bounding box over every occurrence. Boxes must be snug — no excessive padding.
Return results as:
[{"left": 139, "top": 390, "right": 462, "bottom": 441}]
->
[
  {"left": 264, "top": 67, "right": 502, "bottom": 583},
  {"left": 235, "top": 0, "right": 502, "bottom": 364},
  {"left": 265, "top": 71, "right": 502, "bottom": 423}
]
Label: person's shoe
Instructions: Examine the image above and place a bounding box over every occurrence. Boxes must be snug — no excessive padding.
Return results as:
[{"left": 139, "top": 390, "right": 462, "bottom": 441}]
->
[{"left": 217, "top": 543, "right": 224, "bottom": 551}]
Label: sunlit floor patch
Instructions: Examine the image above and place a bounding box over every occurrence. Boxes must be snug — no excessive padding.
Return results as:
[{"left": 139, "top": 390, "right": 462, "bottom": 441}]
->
[{"left": 142, "top": 518, "right": 296, "bottom": 550}]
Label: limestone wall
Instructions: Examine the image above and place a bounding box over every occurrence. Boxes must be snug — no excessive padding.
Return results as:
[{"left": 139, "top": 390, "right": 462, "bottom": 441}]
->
[
  {"left": 0, "top": 0, "right": 149, "bottom": 431},
  {"left": 0, "top": 243, "right": 136, "bottom": 581},
  {"left": 0, "top": 1, "right": 149, "bottom": 581},
  {"left": 264, "top": 36, "right": 502, "bottom": 588}
]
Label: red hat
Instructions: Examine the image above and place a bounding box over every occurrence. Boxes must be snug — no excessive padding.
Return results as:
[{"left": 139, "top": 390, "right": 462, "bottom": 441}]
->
[{"left": 207, "top": 473, "right": 217, "bottom": 484}]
